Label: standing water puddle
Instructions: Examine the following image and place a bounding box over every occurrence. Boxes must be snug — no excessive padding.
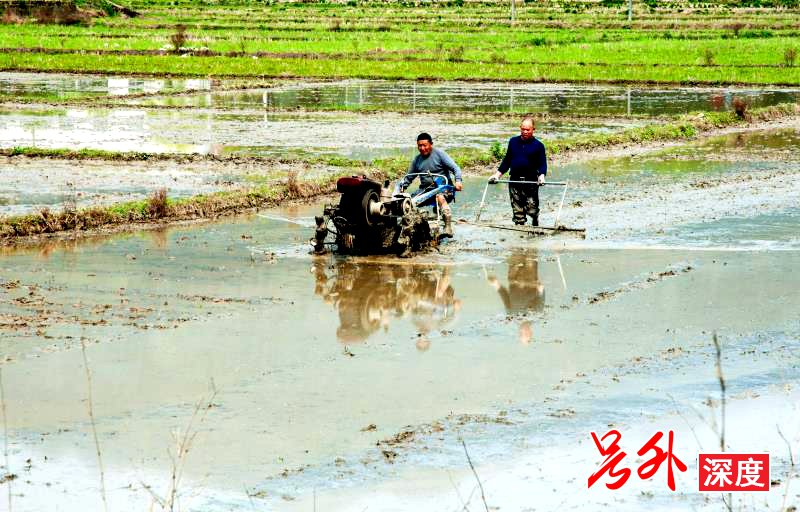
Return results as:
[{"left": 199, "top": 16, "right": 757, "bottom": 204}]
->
[
  {"left": 0, "top": 71, "right": 219, "bottom": 100},
  {"left": 132, "top": 79, "right": 800, "bottom": 116},
  {"left": 0, "top": 107, "right": 638, "bottom": 159}
]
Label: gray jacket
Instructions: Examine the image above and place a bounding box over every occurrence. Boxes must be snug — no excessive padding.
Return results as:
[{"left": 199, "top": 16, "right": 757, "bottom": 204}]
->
[{"left": 399, "top": 148, "right": 462, "bottom": 191}]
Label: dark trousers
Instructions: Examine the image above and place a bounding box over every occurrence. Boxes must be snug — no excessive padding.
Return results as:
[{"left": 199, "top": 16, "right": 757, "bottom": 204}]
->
[{"left": 509, "top": 183, "right": 539, "bottom": 225}]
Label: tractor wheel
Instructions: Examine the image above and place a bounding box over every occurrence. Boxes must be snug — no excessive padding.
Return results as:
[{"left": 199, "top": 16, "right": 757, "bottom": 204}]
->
[{"left": 361, "top": 189, "right": 380, "bottom": 226}]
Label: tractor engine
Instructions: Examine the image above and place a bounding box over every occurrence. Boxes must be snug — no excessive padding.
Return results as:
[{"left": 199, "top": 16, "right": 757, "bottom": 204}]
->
[{"left": 312, "top": 175, "right": 438, "bottom": 257}]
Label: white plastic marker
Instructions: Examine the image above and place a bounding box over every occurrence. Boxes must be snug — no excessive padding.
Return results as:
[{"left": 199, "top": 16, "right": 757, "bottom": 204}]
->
[
  {"left": 554, "top": 180, "right": 569, "bottom": 229},
  {"left": 475, "top": 180, "right": 567, "bottom": 223},
  {"left": 256, "top": 213, "right": 314, "bottom": 227}
]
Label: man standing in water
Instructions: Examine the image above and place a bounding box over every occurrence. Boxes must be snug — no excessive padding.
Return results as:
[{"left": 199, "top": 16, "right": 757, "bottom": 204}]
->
[
  {"left": 489, "top": 116, "right": 547, "bottom": 226},
  {"left": 398, "top": 132, "right": 463, "bottom": 238}
]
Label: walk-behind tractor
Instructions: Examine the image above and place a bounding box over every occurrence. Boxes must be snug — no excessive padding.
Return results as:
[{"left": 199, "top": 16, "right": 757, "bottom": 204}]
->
[{"left": 312, "top": 173, "right": 454, "bottom": 257}]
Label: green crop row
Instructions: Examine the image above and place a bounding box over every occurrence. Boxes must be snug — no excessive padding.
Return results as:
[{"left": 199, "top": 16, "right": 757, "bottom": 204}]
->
[{"left": 3, "top": 52, "right": 800, "bottom": 84}]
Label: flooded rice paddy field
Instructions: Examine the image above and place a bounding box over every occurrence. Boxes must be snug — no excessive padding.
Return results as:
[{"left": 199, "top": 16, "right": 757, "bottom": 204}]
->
[
  {"left": 0, "top": 72, "right": 220, "bottom": 101},
  {"left": 132, "top": 79, "right": 800, "bottom": 116},
  {"left": 2, "top": 73, "right": 800, "bottom": 162},
  {"left": 0, "top": 106, "right": 640, "bottom": 159},
  {"left": 6, "top": 73, "right": 800, "bottom": 116},
  {"left": 1, "top": 73, "right": 799, "bottom": 511},
  {"left": 1, "top": 126, "right": 799, "bottom": 510}
]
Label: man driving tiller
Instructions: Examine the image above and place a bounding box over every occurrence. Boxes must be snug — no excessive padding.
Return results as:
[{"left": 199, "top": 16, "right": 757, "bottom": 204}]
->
[{"left": 397, "top": 132, "right": 463, "bottom": 239}]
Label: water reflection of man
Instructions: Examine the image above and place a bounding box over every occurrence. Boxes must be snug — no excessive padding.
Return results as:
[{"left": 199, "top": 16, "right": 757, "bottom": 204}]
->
[
  {"left": 487, "top": 249, "right": 545, "bottom": 344},
  {"left": 312, "top": 259, "right": 461, "bottom": 347}
]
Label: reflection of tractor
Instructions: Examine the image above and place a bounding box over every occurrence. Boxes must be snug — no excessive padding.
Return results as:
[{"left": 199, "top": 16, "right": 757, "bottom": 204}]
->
[
  {"left": 312, "top": 259, "right": 460, "bottom": 344},
  {"left": 312, "top": 173, "right": 454, "bottom": 257}
]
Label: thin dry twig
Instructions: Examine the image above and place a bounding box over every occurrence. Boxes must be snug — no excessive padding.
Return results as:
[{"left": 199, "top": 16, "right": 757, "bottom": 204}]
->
[
  {"left": 712, "top": 332, "right": 726, "bottom": 453},
  {"left": 0, "top": 367, "right": 11, "bottom": 512},
  {"left": 460, "top": 439, "right": 489, "bottom": 512},
  {"left": 667, "top": 393, "right": 704, "bottom": 451},
  {"left": 777, "top": 423, "right": 797, "bottom": 512},
  {"left": 776, "top": 425, "right": 795, "bottom": 468},
  {"left": 164, "top": 380, "right": 218, "bottom": 511},
  {"left": 81, "top": 339, "right": 109, "bottom": 512},
  {"left": 446, "top": 470, "right": 471, "bottom": 512},
  {"left": 711, "top": 333, "right": 732, "bottom": 512}
]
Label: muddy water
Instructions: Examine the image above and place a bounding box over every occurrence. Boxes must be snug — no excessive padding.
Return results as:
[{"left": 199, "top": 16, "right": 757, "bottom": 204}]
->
[
  {"left": 1, "top": 129, "right": 799, "bottom": 511},
  {"left": 134, "top": 79, "right": 800, "bottom": 117},
  {"left": 0, "top": 71, "right": 216, "bottom": 100},
  {"left": 0, "top": 157, "right": 258, "bottom": 216},
  {"left": 0, "top": 107, "right": 637, "bottom": 159}
]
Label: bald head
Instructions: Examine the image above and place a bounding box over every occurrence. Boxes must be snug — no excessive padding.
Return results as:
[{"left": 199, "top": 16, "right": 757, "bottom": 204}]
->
[{"left": 520, "top": 116, "right": 535, "bottom": 140}]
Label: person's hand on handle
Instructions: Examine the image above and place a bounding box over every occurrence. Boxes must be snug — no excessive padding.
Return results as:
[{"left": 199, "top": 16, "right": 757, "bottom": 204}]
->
[
  {"left": 455, "top": 181, "right": 463, "bottom": 191},
  {"left": 537, "top": 174, "right": 546, "bottom": 185},
  {"left": 488, "top": 171, "right": 501, "bottom": 184}
]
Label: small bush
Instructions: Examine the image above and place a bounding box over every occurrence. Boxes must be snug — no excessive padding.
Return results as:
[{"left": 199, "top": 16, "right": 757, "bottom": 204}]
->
[
  {"left": 148, "top": 188, "right": 169, "bottom": 219},
  {"left": 703, "top": 48, "right": 715, "bottom": 66},
  {"left": 489, "top": 53, "right": 507, "bottom": 64},
  {"left": 447, "top": 46, "right": 465, "bottom": 62},
  {"left": 530, "top": 36, "right": 548, "bottom": 46},
  {"left": 732, "top": 97, "right": 749, "bottom": 120},
  {"left": 170, "top": 25, "right": 188, "bottom": 53},
  {"left": 490, "top": 141, "right": 505, "bottom": 161},
  {"left": 784, "top": 47, "right": 797, "bottom": 67}
]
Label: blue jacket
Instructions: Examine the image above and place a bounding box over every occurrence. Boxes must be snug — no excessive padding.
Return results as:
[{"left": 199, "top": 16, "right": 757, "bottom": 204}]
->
[{"left": 498, "top": 136, "right": 547, "bottom": 180}]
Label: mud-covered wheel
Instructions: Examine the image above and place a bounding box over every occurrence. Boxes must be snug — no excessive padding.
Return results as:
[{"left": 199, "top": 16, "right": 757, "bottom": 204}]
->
[
  {"left": 361, "top": 190, "right": 379, "bottom": 226},
  {"left": 400, "top": 197, "right": 413, "bottom": 216}
]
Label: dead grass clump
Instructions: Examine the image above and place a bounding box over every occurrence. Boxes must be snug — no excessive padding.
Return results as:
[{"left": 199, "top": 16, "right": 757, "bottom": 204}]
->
[
  {"left": 38, "top": 208, "right": 63, "bottom": 231},
  {"left": 147, "top": 188, "right": 169, "bottom": 219},
  {"left": 732, "top": 96, "right": 750, "bottom": 120},
  {"left": 170, "top": 25, "right": 188, "bottom": 53},
  {"left": 1, "top": 8, "right": 24, "bottom": 24},
  {"left": 34, "top": 4, "right": 93, "bottom": 25},
  {"left": 286, "top": 172, "right": 301, "bottom": 197},
  {"left": 447, "top": 46, "right": 465, "bottom": 62},
  {"left": 784, "top": 47, "right": 797, "bottom": 67},
  {"left": 702, "top": 48, "right": 715, "bottom": 66}
]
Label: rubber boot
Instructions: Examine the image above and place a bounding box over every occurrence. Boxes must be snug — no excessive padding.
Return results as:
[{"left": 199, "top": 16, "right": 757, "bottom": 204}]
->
[
  {"left": 531, "top": 215, "right": 539, "bottom": 227},
  {"left": 441, "top": 212, "right": 454, "bottom": 239}
]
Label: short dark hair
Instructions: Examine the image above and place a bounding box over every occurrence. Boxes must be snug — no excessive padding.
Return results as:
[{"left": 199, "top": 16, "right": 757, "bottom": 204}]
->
[{"left": 416, "top": 132, "right": 433, "bottom": 143}]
